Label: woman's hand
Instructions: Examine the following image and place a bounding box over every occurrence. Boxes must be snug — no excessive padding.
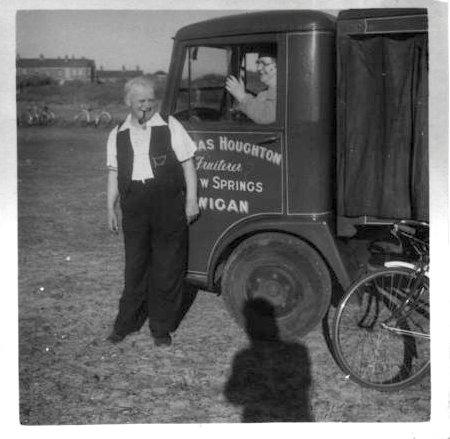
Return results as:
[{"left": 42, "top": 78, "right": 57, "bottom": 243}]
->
[
  {"left": 185, "top": 198, "right": 200, "bottom": 224},
  {"left": 225, "top": 76, "right": 247, "bottom": 102},
  {"left": 108, "top": 207, "right": 119, "bottom": 233}
]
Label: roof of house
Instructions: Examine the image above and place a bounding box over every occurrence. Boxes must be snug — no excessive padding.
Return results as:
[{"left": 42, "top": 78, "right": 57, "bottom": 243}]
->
[
  {"left": 17, "top": 57, "right": 95, "bottom": 68},
  {"left": 175, "top": 10, "right": 336, "bottom": 40}
]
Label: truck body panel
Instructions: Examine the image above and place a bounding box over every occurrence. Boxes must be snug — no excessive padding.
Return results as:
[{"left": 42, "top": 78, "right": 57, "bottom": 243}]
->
[
  {"left": 186, "top": 129, "right": 284, "bottom": 277},
  {"left": 336, "top": 9, "right": 428, "bottom": 225},
  {"left": 162, "top": 12, "right": 345, "bottom": 290},
  {"left": 160, "top": 8, "right": 429, "bottom": 337},
  {"left": 205, "top": 214, "right": 351, "bottom": 290},
  {"left": 286, "top": 31, "right": 335, "bottom": 214}
]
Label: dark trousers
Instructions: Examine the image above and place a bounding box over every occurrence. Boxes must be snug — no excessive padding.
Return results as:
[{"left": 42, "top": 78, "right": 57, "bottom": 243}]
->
[{"left": 113, "top": 180, "right": 187, "bottom": 338}]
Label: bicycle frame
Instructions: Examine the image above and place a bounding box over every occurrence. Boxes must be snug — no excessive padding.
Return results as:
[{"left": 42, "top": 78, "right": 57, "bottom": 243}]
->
[
  {"left": 380, "top": 269, "right": 429, "bottom": 340},
  {"left": 379, "top": 223, "right": 429, "bottom": 341},
  {"left": 364, "top": 220, "right": 430, "bottom": 340}
]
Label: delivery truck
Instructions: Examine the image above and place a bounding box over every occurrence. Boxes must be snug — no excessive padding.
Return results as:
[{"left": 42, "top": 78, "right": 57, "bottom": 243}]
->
[{"left": 160, "top": 8, "right": 429, "bottom": 338}]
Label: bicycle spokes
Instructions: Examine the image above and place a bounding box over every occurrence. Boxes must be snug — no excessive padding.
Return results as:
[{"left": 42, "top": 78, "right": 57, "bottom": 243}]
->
[{"left": 333, "top": 268, "right": 429, "bottom": 390}]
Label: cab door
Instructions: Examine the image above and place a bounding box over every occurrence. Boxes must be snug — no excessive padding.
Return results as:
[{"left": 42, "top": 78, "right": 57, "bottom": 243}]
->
[{"left": 169, "top": 35, "right": 286, "bottom": 286}]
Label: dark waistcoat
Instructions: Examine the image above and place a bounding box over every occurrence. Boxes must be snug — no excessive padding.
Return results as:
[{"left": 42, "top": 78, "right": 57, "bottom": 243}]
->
[{"left": 116, "top": 120, "right": 185, "bottom": 197}]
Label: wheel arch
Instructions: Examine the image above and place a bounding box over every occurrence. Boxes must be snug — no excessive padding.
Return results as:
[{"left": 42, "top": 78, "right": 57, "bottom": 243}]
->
[{"left": 207, "top": 216, "right": 351, "bottom": 293}]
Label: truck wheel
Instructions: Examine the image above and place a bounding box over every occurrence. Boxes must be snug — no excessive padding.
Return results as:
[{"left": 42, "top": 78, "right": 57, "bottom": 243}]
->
[{"left": 221, "top": 233, "right": 331, "bottom": 339}]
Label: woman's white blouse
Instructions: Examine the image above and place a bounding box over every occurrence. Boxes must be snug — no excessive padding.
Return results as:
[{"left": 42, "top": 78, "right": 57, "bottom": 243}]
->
[{"left": 107, "top": 113, "right": 196, "bottom": 181}]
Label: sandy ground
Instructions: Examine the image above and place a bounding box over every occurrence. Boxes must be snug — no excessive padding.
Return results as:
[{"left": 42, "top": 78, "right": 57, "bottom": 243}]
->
[{"left": 18, "top": 127, "right": 430, "bottom": 424}]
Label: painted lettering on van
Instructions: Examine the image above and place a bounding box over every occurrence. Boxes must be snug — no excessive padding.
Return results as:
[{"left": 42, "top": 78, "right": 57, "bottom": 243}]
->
[
  {"left": 195, "top": 155, "right": 242, "bottom": 173},
  {"left": 219, "top": 136, "right": 282, "bottom": 166},
  {"left": 192, "top": 134, "right": 282, "bottom": 216},
  {"left": 211, "top": 176, "right": 263, "bottom": 193},
  {"left": 198, "top": 196, "right": 249, "bottom": 214},
  {"left": 195, "top": 136, "right": 282, "bottom": 166},
  {"left": 196, "top": 138, "right": 215, "bottom": 151}
]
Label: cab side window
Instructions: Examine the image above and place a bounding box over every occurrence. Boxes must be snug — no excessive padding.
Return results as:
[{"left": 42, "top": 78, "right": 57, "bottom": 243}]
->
[
  {"left": 175, "top": 46, "right": 230, "bottom": 123},
  {"left": 174, "top": 43, "right": 277, "bottom": 125}
]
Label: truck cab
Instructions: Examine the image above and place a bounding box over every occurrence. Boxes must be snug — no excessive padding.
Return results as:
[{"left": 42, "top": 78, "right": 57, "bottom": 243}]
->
[{"left": 160, "top": 9, "right": 429, "bottom": 339}]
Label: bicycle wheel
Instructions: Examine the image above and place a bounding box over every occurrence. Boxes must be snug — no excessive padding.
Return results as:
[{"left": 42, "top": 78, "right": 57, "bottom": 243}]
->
[
  {"left": 24, "top": 113, "right": 35, "bottom": 126},
  {"left": 332, "top": 267, "right": 429, "bottom": 391},
  {"left": 95, "top": 111, "right": 112, "bottom": 128},
  {"left": 46, "top": 111, "right": 56, "bottom": 126},
  {"left": 38, "top": 113, "right": 48, "bottom": 126},
  {"left": 74, "top": 111, "right": 89, "bottom": 127}
]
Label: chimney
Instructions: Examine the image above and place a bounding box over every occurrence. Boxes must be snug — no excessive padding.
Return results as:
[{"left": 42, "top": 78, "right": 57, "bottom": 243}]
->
[
  {"left": 39, "top": 54, "right": 44, "bottom": 60},
  {"left": 65, "top": 55, "right": 68, "bottom": 61},
  {"left": 122, "top": 65, "right": 126, "bottom": 71}
]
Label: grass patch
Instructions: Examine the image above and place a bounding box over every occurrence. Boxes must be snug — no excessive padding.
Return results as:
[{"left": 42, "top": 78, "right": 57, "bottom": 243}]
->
[{"left": 18, "top": 81, "right": 125, "bottom": 106}]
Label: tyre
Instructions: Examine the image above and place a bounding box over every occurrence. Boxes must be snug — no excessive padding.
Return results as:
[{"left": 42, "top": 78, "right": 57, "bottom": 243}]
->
[
  {"left": 221, "top": 233, "right": 332, "bottom": 340},
  {"left": 74, "top": 111, "right": 89, "bottom": 127},
  {"left": 46, "top": 111, "right": 56, "bottom": 126},
  {"left": 96, "top": 111, "right": 112, "bottom": 128},
  {"left": 24, "top": 113, "right": 35, "bottom": 126},
  {"left": 332, "top": 268, "right": 429, "bottom": 391},
  {"left": 39, "top": 113, "right": 49, "bottom": 126}
]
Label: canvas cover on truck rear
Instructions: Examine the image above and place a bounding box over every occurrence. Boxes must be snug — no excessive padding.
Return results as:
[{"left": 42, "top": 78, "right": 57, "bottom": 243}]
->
[{"left": 336, "top": 9, "right": 428, "bottom": 222}]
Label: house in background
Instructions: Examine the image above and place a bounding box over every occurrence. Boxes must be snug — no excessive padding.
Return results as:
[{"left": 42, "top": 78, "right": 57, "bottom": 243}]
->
[
  {"left": 16, "top": 54, "right": 96, "bottom": 84},
  {"left": 96, "top": 65, "right": 143, "bottom": 83}
]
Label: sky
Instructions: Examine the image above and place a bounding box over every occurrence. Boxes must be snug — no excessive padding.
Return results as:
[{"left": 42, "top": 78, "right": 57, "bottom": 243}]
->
[{"left": 16, "top": 10, "right": 242, "bottom": 74}]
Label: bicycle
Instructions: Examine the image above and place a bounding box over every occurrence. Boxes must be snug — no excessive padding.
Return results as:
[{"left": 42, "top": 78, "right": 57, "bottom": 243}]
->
[
  {"left": 73, "top": 105, "right": 92, "bottom": 126},
  {"left": 22, "top": 106, "right": 39, "bottom": 126},
  {"left": 19, "top": 105, "right": 56, "bottom": 127},
  {"left": 331, "top": 219, "right": 429, "bottom": 391},
  {"left": 74, "top": 105, "right": 112, "bottom": 128},
  {"left": 38, "top": 105, "right": 56, "bottom": 126},
  {"left": 93, "top": 109, "right": 112, "bottom": 128}
]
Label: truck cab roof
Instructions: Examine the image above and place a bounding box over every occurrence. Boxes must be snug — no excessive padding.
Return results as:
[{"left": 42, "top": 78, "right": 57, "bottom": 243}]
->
[
  {"left": 174, "top": 10, "right": 336, "bottom": 41},
  {"left": 337, "top": 8, "right": 427, "bottom": 20}
]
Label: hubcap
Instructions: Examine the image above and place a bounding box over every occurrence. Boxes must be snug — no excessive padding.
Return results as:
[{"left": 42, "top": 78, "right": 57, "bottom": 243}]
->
[{"left": 245, "top": 266, "right": 301, "bottom": 317}]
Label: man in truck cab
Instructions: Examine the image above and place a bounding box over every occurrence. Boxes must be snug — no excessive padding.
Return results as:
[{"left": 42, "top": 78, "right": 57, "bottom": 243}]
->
[{"left": 225, "top": 46, "right": 277, "bottom": 124}]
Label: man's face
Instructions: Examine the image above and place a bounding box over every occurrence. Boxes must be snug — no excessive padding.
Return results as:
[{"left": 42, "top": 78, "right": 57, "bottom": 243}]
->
[
  {"left": 256, "top": 56, "right": 277, "bottom": 86},
  {"left": 128, "top": 85, "right": 158, "bottom": 122}
]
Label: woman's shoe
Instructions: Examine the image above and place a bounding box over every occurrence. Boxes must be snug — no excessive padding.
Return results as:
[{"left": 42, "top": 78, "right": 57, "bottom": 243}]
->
[{"left": 153, "top": 334, "right": 172, "bottom": 347}]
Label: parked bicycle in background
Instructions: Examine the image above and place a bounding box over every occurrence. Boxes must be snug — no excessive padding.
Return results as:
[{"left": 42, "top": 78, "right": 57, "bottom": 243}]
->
[
  {"left": 39, "top": 105, "right": 56, "bottom": 126},
  {"left": 19, "top": 104, "right": 56, "bottom": 127},
  {"left": 74, "top": 104, "right": 112, "bottom": 128},
  {"left": 23, "top": 105, "right": 39, "bottom": 126}
]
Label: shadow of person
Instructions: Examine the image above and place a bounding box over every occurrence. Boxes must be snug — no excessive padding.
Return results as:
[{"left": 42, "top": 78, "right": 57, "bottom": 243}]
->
[{"left": 224, "top": 298, "right": 313, "bottom": 422}]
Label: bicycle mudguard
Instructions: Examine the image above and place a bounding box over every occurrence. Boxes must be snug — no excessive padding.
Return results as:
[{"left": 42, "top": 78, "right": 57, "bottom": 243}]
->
[{"left": 384, "top": 261, "right": 417, "bottom": 269}]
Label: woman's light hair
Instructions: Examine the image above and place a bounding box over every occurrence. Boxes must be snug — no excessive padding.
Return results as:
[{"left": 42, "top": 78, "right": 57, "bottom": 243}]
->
[{"left": 124, "top": 76, "right": 155, "bottom": 106}]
